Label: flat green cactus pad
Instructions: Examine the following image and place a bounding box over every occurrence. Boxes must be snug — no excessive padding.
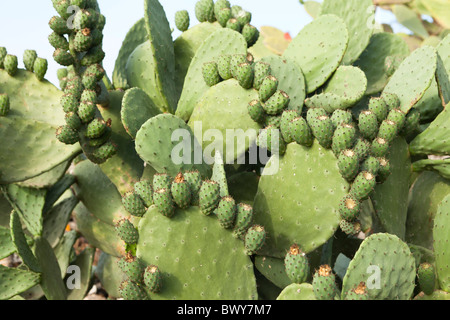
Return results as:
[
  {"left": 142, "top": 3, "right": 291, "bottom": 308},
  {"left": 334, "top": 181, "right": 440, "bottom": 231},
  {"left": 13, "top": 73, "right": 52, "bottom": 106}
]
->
[
  {"left": 433, "top": 194, "right": 450, "bottom": 292},
  {"left": 393, "top": 4, "right": 429, "bottom": 39},
  {"left": 436, "top": 34, "right": 450, "bottom": 105},
  {"left": 305, "top": 66, "right": 367, "bottom": 112},
  {"left": 354, "top": 32, "right": 409, "bottom": 95},
  {"left": 414, "top": 290, "right": 450, "bottom": 300},
  {"left": 15, "top": 160, "right": 69, "bottom": 189},
  {"left": 136, "top": 206, "right": 258, "bottom": 300},
  {"left": 412, "top": 158, "right": 450, "bottom": 180},
  {"left": 413, "top": 79, "right": 443, "bottom": 123},
  {"left": 0, "top": 225, "right": 15, "bottom": 260},
  {"left": 176, "top": 28, "right": 248, "bottom": 121},
  {"left": 276, "top": 283, "right": 316, "bottom": 300},
  {"left": 260, "top": 55, "right": 306, "bottom": 113},
  {"left": 254, "top": 255, "right": 292, "bottom": 289},
  {"left": 0, "top": 69, "right": 80, "bottom": 184},
  {"left": 10, "top": 211, "right": 40, "bottom": 273},
  {"left": 112, "top": 18, "right": 148, "bottom": 90},
  {"left": 383, "top": 46, "right": 437, "bottom": 113},
  {"left": 0, "top": 265, "right": 40, "bottom": 300},
  {"left": 341, "top": 233, "right": 416, "bottom": 300},
  {"left": 409, "top": 102, "right": 450, "bottom": 156},
  {"left": 95, "top": 252, "right": 127, "bottom": 299},
  {"left": 253, "top": 141, "right": 349, "bottom": 257},
  {"left": 320, "top": 0, "right": 375, "bottom": 65},
  {"left": 371, "top": 137, "right": 411, "bottom": 240},
  {"left": 283, "top": 14, "right": 348, "bottom": 94},
  {"left": 67, "top": 247, "right": 95, "bottom": 300},
  {"left": 188, "top": 79, "right": 262, "bottom": 164}
]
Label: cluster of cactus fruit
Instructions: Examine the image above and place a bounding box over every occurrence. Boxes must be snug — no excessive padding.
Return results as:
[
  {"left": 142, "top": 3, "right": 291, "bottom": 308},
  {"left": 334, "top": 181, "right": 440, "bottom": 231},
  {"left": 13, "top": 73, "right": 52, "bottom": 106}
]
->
[{"left": 0, "top": 0, "right": 449, "bottom": 301}]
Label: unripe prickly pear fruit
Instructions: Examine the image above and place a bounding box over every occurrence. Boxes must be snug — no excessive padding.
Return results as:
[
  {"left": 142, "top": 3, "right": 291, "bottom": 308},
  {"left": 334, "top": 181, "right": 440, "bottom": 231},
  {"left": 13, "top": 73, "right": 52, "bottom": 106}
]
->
[
  {"left": 226, "top": 18, "right": 241, "bottom": 32},
  {"left": 85, "top": 118, "right": 107, "bottom": 139},
  {"left": 33, "top": 57, "right": 48, "bottom": 81},
  {"left": 370, "top": 137, "right": 389, "bottom": 158},
  {"left": 65, "top": 111, "right": 82, "bottom": 130},
  {"left": 350, "top": 171, "right": 376, "bottom": 201},
  {"left": 73, "top": 8, "right": 98, "bottom": 30},
  {"left": 119, "top": 280, "right": 148, "bottom": 300},
  {"left": 382, "top": 92, "right": 400, "bottom": 111},
  {"left": 202, "top": 61, "right": 220, "bottom": 87},
  {"left": 153, "top": 188, "right": 175, "bottom": 218},
  {"left": 378, "top": 119, "right": 398, "bottom": 143},
  {"left": 289, "top": 117, "right": 313, "bottom": 147},
  {"left": 118, "top": 252, "right": 145, "bottom": 283},
  {"left": 80, "top": 45, "right": 105, "bottom": 66},
  {"left": 175, "top": 10, "right": 190, "bottom": 32},
  {"left": 376, "top": 157, "right": 391, "bottom": 183},
  {"left": 312, "top": 265, "right": 339, "bottom": 300},
  {"left": 242, "top": 24, "right": 259, "bottom": 47},
  {"left": 244, "top": 224, "right": 266, "bottom": 255},
  {"left": 56, "top": 125, "right": 79, "bottom": 145},
  {"left": 232, "top": 203, "right": 253, "bottom": 239},
  {"left": 386, "top": 108, "right": 406, "bottom": 132},
  {"left": 144, "top": 265, "right": 162, "bottom": 293},
  {"left": 171, "top": 173, "right": 192, "bottom": 209},
  {"left": 231, "top": 5, "right": 243, "bottom": 18},
  {"left": 216, "top": 196, "right": 236, "bottom": 229},
  {"left": 337, "top": 149, "right": 359, "bottom": 181},
  {"left": 306, "top": 107, "right": 327, "bottom": 127},
  {"left": 71, "top": 0, "right": 87, "bottom": 9},
  {"left": 253, "top": 61, "right": 271, "bottom": 91},
  {"left": 284, "top": 244, "right": 310, "bottom": 284},
  {"left": 214, "top": 0, "right": 231, "bottom": 19},
  {"left": 23, "top": 49, "right": 38, "bottom": 72},
  {"left": 0, "top": 47, "right": 7, "bottom": 69},
  {"left": 183, "top": 170, "right": 202, "bottom": 206},
  {"left": 360, "top": 156, "right": 380, "bottom": 175},
  {"left": 92, "top": 141, "right": 117, "bottom": 163},
  {"left": 81, "top": 89, "right": 97, "bottom": 104},
  {"left": 73, "top": 28, "right": 94, "bottom": 52},
  {"left": 417, "top": 262, "right": 436, "bottom": 295},
  {"left": 153, "top": 173, "right": 172, "bottom": 191},
  {"left": 235, "top": 62, "right": 254, "bottom": 89},
  {"left": 332, "top": 123, "right": 356, "bottom": 156},
  {"left": 88, "top": 126, "right": 111, "bottom": 147},
  {"left": 257, "top": 125, "right": 286, "bottom": 155},
  {"left": 217, "top": 54, "right": 232, "bottom": 80},
  {"left": 134, "top": 180, "right": 153, "bottom": 208},
  {"left": 115, "top": 218, "right": 139, "bottom": 244},
  {"left": 195, "top": 0, "right": 215, "bottom": 23},
  {"left": 263, "top": 90, "right": 289, "bottom": 115},
  {"left": 368, "top": 97, "right": 388, "bottom": 123},
  {"left": 4, "top": 54, "right": 18, "bottom": 76},
  {"left": 345, "top": 282, "right": 369, "bottom": 300},
  {"left": 353, "top": 137, "right": 371, "bottom": 162},
  {"left": 248, "top": 99, "right": 266, "bottom": 124},
  {"left": 339, "top": 193, "right": 361, "bottom": 221},
  {"left": 0, "top": 94, "right": 10, "bottom": 117},
  {"left": 264, "top": 114, "right": 282, "bottom": 129},
  {"left": 217, "top": 7, "right": 232, "bottom": 28},
  {"left": 53, "top": 0, "right": 72, "bottom": 19},
  {"left": 236, "top": 10, "right": 252, "bottom": 26},
  {"left": 53, "top": 48, "right": 74, "bottom": 66},
  {"left": 199, "top": 180, "right": 221, "bottom": 216},
  {"left": 259, "top": 75, "right": 278, "bottom": 102},
  {"left": 60, "top": 93, "right": 78, "bottom": 113},
  {"left": 358, "top": 110, "right": 379, "bottom": 141},
  {"left": 77, "top": 101, "right": 95, "bottom": 123},
  {"left": 339, "top": 219, "right": 361, "bottom": 236},
  {"left": 330, "top": 109, "right": 353, "bottom": 129},
  {"left": 82, "top": 72, "right": 98, "bottom": 90},
  {"left": 122, "top": 192, "right": 147, "bottom": 217},
  {"left": 280, "top": 110, "right": 299, "bottom": 144},
  {"left": 400, "top": 108, "right": 420, "bottom": 137},
  {"left": 310, "top": 114, "right": 334, "bottom": 149},
  {"left": 229, "top": 54, "right": 247, "bottom": 79},
  {"left": 49, "top": 16, "right": 71, "bottom": 35},
  {"left": 48, "top": 32, "right": 69, "bottom": 51}
]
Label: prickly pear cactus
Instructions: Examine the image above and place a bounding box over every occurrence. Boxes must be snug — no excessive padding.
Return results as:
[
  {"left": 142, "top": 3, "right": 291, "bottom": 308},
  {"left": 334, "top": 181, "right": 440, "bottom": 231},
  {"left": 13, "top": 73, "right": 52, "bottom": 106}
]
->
[{"left": 0, "top": 0, "right": 449, "bottom": 302}]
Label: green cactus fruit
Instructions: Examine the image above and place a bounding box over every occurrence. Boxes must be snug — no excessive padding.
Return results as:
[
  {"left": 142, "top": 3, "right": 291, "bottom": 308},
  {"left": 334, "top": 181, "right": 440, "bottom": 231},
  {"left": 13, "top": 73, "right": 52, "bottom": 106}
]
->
[
  {"left": 345, "top": 282, "right": 369, "bottom": 300},
  {"left": 229, "top": 54, "right": 248, "bottom": 79},
  {"left": 418, "top": 262, "right": 436, "bottom": 295},
  {"left": 195, "top": 0, "right": 215, "bottom": 23},
  {"left": 56, "top": 125, "right": 79, "bottom": 145},
  {"left": 214, "top": 0, "right": 231, "bottom": 18},
  {"left": 353, "top": 137, "right": 371, "bottom": 162},
  {"left": 183, "top": 170, "right": 202, "bottom": 206},
  {"left": 48, "top": 32, "right": 69, "bottom": 51},
  {"left": 337, "top": 149, "right": 359, "bottom": 181},
  {"left": 216, "top": 196, "right": 237, "bottom": 229},
  {"left": 81, "top": 89, "right": 97, "bottom": 103},
  {"left": 289, "top": 117, "right": 313, "bottom": 147},
  {"left": 91, "top": 141, "right": 117, "bottom": 163},
  {"left": 280, "top": 110, "right": 299, "bottom": 144},
  {"left": 339, "top": 219, "right": 362, "bottom": 236},
  {"left": 4, "top": 54, "right": 18, "bottom": 76},
  {"left": 88, "top": 126, "right": 111, "bottom": 147},
  {"left": 350, "top": 171, "right": 376, "bottom": 201},
  {"left": 73, "top": 8, "right": 98, "bottom": 29},
  {"left": 48, "top": 16, "right": 71, "bottom": 35},
  {"left": 400, "top": 108, "right": 420, "bottom": 137},
  {"left": 71, "top": 0, "right": 87, "bottom": 9},
  {"left": 60, "top": 93, "right": 78, "bottom": 113},
  {"left": 77, "top": 101, "right": 96, "bottom": 123},
  {"left": 217, "top": 54, "right": 232, "bottom": 80},
  {"left": 134, "top": 180, "right": 153, "bottom": 208},
  {"left": 74, "top": 28, "right": 94, "bottom": 52},
  {"left": 53, "top": 0, "right": 72, "bottom": 19},
  {"left": 263, "top": 90, "right": 290, "bottom": 115},
  {"left": 382, "top": 92, "right": 400, "bottom": 111},
  {"left": 202, "top": 61, "right": 221, "bottom": 87},
  {"left": 85, "top": 118, "right": 107, "bottom": 139},
  {"left": 84, "top": 63, "right": 105, "bottom": 81},
  {"left": 226, "top": 18, "right": 242, "bottom": 32},
  {"left": 115, "top": 218, "right": 139, "bottom": 244},
  {"left": 118, "top": 252, "right": 145, "bottom": 284},
  {"left": 0, "top": 94, "right": 10, "bottom": 117},
  {"left": 144, "top": 265, "right": 162, "bottom": 293},
  {"left": 306, "top": 107, "right": 328, "bottom": 126},
  {"left": 358, "top": 110, "right": 379, "bottom": 141},
  {"left": 232, "top": 203, "right": 254, "bottom": 239},
  {"left": 33, "top": 57, "right": 48, "bottom": 81},
  {"left": 361, "top": 156, "right": 381, "bottom": 175},
  {"left": 370, "top": 137, "right": 389, "bottom": 158},
  {"left": 259, "top": 75, "right": 278, "bottom": 102},
  {"left": 257, "top": 126, "right": 287, "bottom": 155},
  {"left": 284, "top": 244, "right": 310, "bottom": 284},
  {"left": 236, "top": 10, "right": 252, "bottom": 26},
  {"left": 264, "top": 114, "right": 282, "bottom": 128},
  {"left": 23, "top": 49, "right": 38, "bottom": 72},
  {"left": 378, "top": 119, "right": 398, "bottom": 143},
  {"left": 119, "top": 280, "right": 148, "bottom": 300},
  {"left": 53, "top": 48, "right": 74, "bottom": 66},
  {"left": 199, "top": 180, "right": 221, "bottom": 216},
  {"left": 309, "top": 114, "right": 334, "bottom": 149},
  {"left": 235, "top": 62, "right": 254, "bottom": 89},
  {"left": 377, "top": 157, "right": 391, "bottom": 183},
  {"left": 332, "top": 123, "right": 356, "bottom": 156},
  {"left": 153, "top": 188, "right": 175, "bottom": 218},
  {"left": 175, "top": 10, "right": 190, "bottom": 32},
  {"left": 248, "top": 99, "right": 265, "bottom": 124},
  {"left": 153, "top": 173, "right": 172, "bottom": 191},
  {"left": 82, "top": 72, "right": 97, "bottom": 90},
  {"left": 231, "top": 5, "right": 243, "bottom": 18},
  {"left": 65, "top": 111, "right": 82, "bottom": 130},
  {"left": 386, "top": 108, "right": 406, "bottom": 132},
  {"left": 0, "top": 47, "right": 6, "bottom": 69},
  {"left": 312, "top": 265, "right": 339, "bottom": 300},
  {"left": 242, "top": 24, "right": 259, "bottom": 47},
  {"left": 368, "top": 97, "right": 389, "bottom": 123},
  {"left": 217, "top": 7, "right": 232, "bottom": 28},
  {"left": 244, "top": 224, "right": 267, "bottom": 255},
  {"left": 80, "top": 45, "right": 105, "bottom": 66},
  {"left": 171, "top": 173, "right": 192, "bottom": 209},
  {"left": 253, "top": 61, "right": 271, "bottom": 90},
  {"left": 330, "top": 109, "right": 353, "bottom": 129},
  {"left": 122, "top": 192, "right": 147, "bottom": 217},
  {"left": 339, "top": 193, "right": 361, "bottom": 221}
]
